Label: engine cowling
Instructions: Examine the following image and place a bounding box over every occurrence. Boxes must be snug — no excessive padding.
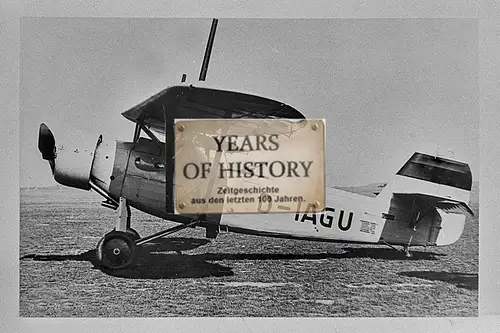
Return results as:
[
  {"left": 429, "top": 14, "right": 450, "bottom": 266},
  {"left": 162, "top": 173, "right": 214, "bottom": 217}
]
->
[
  {"left": 53, "top": 137, "right": 99, "bottom": 190},
  {"left": 38, "top": 123, "right": 105, "bottom": 191}
]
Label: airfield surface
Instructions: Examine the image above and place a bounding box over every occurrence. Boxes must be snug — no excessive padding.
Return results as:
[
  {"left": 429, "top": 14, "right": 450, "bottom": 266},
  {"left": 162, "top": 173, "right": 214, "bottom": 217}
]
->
[{"left": 20, "top": 183, "right": 478, "bottom": 317}]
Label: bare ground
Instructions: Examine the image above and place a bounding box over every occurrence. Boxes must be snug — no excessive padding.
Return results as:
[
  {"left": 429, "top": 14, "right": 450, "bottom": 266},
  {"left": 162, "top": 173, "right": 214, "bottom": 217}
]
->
[{"left": 19, "top": 183, "right": 478, "bottom": 317}]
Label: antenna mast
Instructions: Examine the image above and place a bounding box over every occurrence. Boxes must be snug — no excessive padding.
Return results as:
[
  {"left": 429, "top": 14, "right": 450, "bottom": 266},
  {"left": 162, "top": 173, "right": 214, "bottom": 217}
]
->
[{"left": 198, "top": 18, "right": 218, "bottom": 81}]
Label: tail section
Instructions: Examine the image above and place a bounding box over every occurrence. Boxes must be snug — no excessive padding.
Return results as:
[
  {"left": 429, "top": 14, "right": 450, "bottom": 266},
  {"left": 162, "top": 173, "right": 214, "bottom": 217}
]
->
[
  {"left": 377, "top": 152, "right": 473, "bottom": 247},
  {"left": 396, "top": 152, "right": 471, "bottom": 201}
]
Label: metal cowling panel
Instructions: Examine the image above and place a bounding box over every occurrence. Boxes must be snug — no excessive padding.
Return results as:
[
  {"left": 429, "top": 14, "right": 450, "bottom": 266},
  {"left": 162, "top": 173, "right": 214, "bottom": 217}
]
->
[
  {"left": 53, "top": 139, "right": 98, "bottom": 190},
  {"left": 108, "top": 141, "right": 132, "bottom": 201}
]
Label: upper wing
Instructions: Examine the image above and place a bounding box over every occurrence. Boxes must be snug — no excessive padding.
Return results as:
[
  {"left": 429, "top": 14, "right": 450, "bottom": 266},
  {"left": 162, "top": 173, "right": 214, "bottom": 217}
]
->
[{"left": 121, "top": 85, "right": 305, "bottom": 135}]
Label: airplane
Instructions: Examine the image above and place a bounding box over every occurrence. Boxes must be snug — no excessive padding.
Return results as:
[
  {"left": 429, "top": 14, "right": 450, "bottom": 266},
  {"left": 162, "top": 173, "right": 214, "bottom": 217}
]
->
[{"left": 37, "top": 19, "right": 474, "bottom": 270}]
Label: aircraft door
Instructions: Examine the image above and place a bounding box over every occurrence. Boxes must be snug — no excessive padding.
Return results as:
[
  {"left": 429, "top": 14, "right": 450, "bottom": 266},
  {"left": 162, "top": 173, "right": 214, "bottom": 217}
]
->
[{"left": 122, "top": 137, "right": 167, "bottom": 216}]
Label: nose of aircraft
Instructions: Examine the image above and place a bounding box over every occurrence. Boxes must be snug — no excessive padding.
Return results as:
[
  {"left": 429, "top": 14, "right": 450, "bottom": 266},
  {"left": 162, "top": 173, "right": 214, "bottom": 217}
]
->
[{"left": 37, "top": 123, "right": 116, "bottom": 192}]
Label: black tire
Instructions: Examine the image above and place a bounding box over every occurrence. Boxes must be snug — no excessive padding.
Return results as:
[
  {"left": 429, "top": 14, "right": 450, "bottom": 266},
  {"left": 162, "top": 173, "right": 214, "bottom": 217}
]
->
[
  {"left": 96, "top": 231, "right": 137, "bottom": 270},
  {"left": 126, "top": 228, "right": 141, "bottom": 241},
  {"left": 111, "top": 227, "right": 140, "bottom": 240}
]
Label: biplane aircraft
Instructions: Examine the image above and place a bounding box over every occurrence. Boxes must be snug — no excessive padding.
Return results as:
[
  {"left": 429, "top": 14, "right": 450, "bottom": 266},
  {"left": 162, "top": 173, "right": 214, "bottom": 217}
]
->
[{"left": 37, "top": 19, "right": 474, "bottom": 270}]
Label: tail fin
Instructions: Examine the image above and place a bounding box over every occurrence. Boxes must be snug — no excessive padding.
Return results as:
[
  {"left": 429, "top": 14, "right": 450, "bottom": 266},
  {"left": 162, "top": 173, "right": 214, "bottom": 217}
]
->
[
  {"left": 376, "top": 152, "right": 473, "bottom": 247},
  {"left": 378, "top": 152, "right": 472, "bottom": 204}
]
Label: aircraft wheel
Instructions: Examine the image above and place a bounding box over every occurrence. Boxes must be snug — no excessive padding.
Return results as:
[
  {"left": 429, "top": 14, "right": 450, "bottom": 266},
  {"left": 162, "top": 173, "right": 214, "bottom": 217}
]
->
[
  {"left": 112, "top": 227, "right": 140, "bottom": 241},
  {"left": 126, "top": 228, "right": 141, "bottom": 241},
  {"left": 96, "top": 231, "right": 137, "bottom": 270}
]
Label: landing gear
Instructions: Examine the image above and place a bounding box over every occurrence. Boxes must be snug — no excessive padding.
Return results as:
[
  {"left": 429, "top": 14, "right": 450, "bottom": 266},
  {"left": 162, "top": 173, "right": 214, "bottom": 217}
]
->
[
  {"left": 380, "top": 239, "right": 413, "bottom": 258},
  {"left": 403, "top": 245, "right": 413, "bottom": 258},
  {"left": 96, "top": 197, "right": 140, "bottom": 270},
  {"left": 404, "top": 236, "right": 414, "bottom": 258},
  {"left": 96, "top": 231, "right": 137, "bottom": 270},
  {"left": 205, "top": 225, "right": 219, "bottom": 239},
  {"left": 126, "top": 228, "right": 140, "bottom": 241},
  {"left": 107, "top": 228, "right": 140, "bottom": 240},
  {"left": 95, "top": 197, "right": 203, "bottom": 270}
]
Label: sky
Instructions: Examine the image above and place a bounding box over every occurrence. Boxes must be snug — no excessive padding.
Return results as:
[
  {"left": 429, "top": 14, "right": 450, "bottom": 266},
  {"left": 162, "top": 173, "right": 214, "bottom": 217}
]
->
[{"left": 20, "top": 17, "right": 478, "bottom": 188}]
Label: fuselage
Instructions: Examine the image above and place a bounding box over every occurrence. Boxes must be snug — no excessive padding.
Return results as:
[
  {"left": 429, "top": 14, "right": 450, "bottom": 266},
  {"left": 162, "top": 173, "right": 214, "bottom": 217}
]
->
[
  {"left": 86, "top": 136, "right": 387, "bottom": 243},
  {"left": 47, "top": 131, "right": 470, "bottom": 249},
  {"left": 219, "top": 186, "right": 387, "bottom": 244}
]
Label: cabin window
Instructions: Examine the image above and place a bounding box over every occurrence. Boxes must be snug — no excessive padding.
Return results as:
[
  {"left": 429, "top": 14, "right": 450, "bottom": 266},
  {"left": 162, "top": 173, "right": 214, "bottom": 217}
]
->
[
  {"left": 132, "top": 123, "right": 164, "bottom": 155},
  {"left": 134, "top": 123, "right": 164, "bottom": 145}
]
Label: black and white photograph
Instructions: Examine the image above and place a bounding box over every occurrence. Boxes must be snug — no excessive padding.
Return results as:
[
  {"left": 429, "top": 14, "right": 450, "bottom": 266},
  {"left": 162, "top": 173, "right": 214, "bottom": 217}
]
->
[{"left": 19, "top": 17, "right": 478, "bottom": 318}]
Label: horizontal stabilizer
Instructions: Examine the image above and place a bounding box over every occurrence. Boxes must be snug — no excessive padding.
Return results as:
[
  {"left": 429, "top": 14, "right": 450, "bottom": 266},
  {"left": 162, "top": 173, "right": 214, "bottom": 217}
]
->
[
  {"left": 390, "top": 192, "right": 474, "bottom": 219},
  {"left": 435, "top": 200, "right": 474, "bottom": 217}
]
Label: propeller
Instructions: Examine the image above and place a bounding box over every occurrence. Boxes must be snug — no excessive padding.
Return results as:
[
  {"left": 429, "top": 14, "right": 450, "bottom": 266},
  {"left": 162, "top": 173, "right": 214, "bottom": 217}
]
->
[{"left": 38, "top": 123, "right": 56, "bottom": 172}]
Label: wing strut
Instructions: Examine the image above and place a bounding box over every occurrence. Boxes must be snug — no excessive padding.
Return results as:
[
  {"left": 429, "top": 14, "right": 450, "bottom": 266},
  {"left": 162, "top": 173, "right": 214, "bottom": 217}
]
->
[
  {"left": 199, "top": 18, "right": 218, "bottom": 81},
  {"left": 164, "top": 104, "right": 175, "bottom": 213},
  {"left": 165, "top": 18, "right": 219, "bottom": 214}
]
